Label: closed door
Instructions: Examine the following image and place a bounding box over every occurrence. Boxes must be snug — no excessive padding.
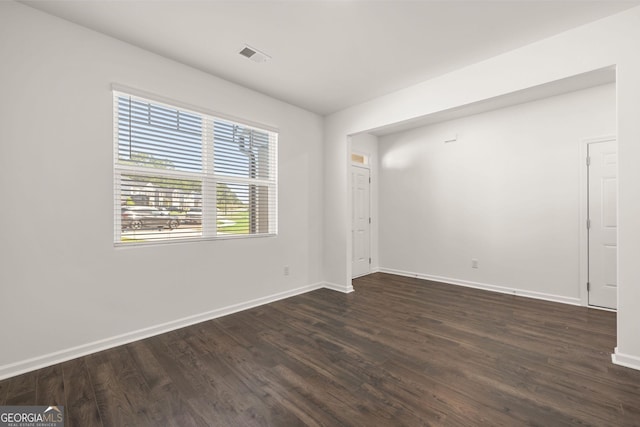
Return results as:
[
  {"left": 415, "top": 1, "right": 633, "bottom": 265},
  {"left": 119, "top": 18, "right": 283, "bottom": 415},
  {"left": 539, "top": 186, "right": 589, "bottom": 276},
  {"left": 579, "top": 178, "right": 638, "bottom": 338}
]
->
[
  {"left": 352, "top": 165, "right": 371, "bottom": 278},
  {"left": 588, "top": 139, "right": 617, "bottom": 309}
]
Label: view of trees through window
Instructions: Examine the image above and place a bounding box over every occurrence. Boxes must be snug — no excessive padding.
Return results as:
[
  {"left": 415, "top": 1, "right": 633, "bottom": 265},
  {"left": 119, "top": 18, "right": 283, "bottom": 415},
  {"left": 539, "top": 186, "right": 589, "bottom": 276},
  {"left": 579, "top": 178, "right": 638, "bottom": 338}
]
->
[{"left": 114, "top": 92, "right": 277, "bottom": 243}]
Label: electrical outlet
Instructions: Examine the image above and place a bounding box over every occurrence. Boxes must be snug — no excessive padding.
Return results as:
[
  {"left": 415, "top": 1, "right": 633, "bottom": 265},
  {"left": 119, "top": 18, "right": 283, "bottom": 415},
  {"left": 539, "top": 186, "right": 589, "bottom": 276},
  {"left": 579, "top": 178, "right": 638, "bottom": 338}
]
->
[
  {"left": 472, "top": 258, "right": 478, "bottom": 269},
  {"left": 284, "top": 266, "right": 290, "bottom": 276}
]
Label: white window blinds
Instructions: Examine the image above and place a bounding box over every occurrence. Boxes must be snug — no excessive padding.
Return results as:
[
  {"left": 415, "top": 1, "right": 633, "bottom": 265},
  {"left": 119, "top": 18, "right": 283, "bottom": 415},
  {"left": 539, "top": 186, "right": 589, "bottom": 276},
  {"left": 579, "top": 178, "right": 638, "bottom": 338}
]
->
[{"left": 113, "top": 90, "right": 278, "bottom": 244}]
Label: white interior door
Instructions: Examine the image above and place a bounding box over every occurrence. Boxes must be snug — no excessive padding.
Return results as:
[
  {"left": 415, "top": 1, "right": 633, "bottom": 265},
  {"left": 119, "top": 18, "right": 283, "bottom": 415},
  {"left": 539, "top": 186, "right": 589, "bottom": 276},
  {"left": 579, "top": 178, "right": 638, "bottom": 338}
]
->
[
  {"left": 588, "top": 139, "right": 617, "bottom": 309},
  {"left": 352, "top": 165, "right": 371, "bottom": 278}
]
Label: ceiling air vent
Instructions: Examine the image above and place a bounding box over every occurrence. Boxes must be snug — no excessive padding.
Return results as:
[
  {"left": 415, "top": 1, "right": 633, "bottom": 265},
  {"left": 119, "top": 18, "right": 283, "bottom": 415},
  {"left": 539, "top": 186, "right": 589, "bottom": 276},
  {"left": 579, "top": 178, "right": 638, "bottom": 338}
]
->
[{"left": 238, "top": 45, "right": 271, "bottom": 63}]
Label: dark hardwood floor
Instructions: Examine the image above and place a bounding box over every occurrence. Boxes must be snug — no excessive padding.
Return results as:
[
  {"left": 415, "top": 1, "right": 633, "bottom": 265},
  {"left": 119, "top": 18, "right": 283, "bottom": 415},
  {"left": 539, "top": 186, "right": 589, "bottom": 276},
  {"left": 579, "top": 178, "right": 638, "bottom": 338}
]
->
[{"left": 2, "top": 272, "right": 640, "bottom": 426}]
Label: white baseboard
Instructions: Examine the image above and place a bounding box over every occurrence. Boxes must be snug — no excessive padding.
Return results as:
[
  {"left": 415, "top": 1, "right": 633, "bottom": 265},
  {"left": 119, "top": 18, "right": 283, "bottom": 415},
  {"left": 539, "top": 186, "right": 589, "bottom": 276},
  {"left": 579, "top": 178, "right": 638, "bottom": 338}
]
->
[
  {"left": 322, "top": 282, "right": 353, "bottom": 294},
  {"left": 378, "top": 267, "right": 581, "bottom": 306},
  {"left": 352, "top": 267, "right": 380, "bottom": 279},
  {"left": 323, "top": 281, "right": 355, "bottom": 293},
  {"left": 0, "top": 282, "right": 325, "bottom": 381},
  {"left": 612, "top": 347, "right": 640, "bottom": 371}
]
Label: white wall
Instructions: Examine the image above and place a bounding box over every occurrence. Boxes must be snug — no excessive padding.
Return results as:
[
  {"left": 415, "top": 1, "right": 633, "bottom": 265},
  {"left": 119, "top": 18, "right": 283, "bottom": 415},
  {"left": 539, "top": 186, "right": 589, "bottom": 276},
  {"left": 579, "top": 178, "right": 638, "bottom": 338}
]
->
[
  {"left": 0, "top": 2, "right": 324, "bottom": 377},
  {"left": 324, "top": 6, "right": 640, "bottom": 369},
  {"left": 350, "top": 133, "right": 379, "bottom": 272},
  {"left": 378, "top": 84, "right": 615, "bottom": 302}
]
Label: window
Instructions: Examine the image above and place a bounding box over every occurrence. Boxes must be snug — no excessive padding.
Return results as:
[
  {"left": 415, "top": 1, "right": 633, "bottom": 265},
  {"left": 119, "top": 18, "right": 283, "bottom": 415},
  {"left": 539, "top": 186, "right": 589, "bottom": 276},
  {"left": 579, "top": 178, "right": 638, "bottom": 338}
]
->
[
  {"left": 351, "top": 152, "right": 369, "bottom": 165},
  {"left": 113, "top": 90, "right": 277, "bottom": 244}
]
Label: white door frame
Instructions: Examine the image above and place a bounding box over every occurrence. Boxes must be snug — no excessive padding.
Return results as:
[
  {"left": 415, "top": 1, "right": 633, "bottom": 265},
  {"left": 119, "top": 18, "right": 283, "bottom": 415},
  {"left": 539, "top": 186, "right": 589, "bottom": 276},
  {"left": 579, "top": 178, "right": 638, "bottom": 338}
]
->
[
  {"left": 579, "top": 134, "right": 617, "bottom": 309},
  {"left": 351, "top": 156, "right": 371, "bottom": 278}
]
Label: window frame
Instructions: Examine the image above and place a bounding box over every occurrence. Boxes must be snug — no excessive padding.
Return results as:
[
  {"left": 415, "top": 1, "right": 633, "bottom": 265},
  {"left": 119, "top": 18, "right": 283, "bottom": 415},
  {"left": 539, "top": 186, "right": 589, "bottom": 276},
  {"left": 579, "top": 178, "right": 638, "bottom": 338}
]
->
[{"left": 112, "top": 85, "right": 278, "bottom": 246}]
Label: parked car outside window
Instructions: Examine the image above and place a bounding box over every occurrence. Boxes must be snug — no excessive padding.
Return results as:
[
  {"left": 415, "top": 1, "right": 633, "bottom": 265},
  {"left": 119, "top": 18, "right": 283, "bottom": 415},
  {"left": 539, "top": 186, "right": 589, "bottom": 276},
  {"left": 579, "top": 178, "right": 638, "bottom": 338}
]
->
[
  {"left": 121, "top": 206, "right": 180, "bottom": 231},
  {"left": 184, "top": 208, "right": 202, "bottom": 225}
]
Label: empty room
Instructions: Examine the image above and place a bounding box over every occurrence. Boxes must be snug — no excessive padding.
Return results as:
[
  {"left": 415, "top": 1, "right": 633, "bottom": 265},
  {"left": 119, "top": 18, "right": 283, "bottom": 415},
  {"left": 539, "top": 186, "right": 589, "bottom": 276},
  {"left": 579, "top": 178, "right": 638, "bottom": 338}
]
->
[{"left": 2, "top": 1, "right": 640, "bottom": 426}]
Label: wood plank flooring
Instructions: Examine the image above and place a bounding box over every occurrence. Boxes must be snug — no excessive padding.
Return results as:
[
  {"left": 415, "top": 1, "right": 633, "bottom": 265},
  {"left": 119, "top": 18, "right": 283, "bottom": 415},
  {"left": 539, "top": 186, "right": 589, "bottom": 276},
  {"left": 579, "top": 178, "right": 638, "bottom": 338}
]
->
[{"left": 2, "top": 272, "right": 639, "bottom": 426}]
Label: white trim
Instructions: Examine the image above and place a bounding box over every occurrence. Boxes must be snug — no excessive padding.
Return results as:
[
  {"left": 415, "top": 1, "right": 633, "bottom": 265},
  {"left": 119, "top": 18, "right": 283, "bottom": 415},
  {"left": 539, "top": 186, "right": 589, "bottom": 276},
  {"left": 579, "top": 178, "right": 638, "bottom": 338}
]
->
[
  {"left": 579, "top": 135, "right": 617, "bottom": 308},
  {"left": 586, "top": 304, "right": 616, "bottom": 313},
  {"left": 0, "top": 282, "right": 324, "bottom": 381},
  {"left": 579, "top": 137, "right": 589, "bottom": 306},
  {"left": 323, "top": 281, "right": 355, "bottom": 294},
  {"left": 379, "top": 268, "right": 581, "bottom": 306},
  {"left": 352, "top": 272, "right": 371, "bottom": 279},
  {"left": 346, "top": 136, "right": 354, "bottom": 283},
  {"left": 114, "top": 230, "right": 277, "bottom": 249},
  {"left": 350, "top": 268, "right": 380, "bottom": 278},
  {"left": 612, "top": 347, "right": 640, "bottom": 371}
]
